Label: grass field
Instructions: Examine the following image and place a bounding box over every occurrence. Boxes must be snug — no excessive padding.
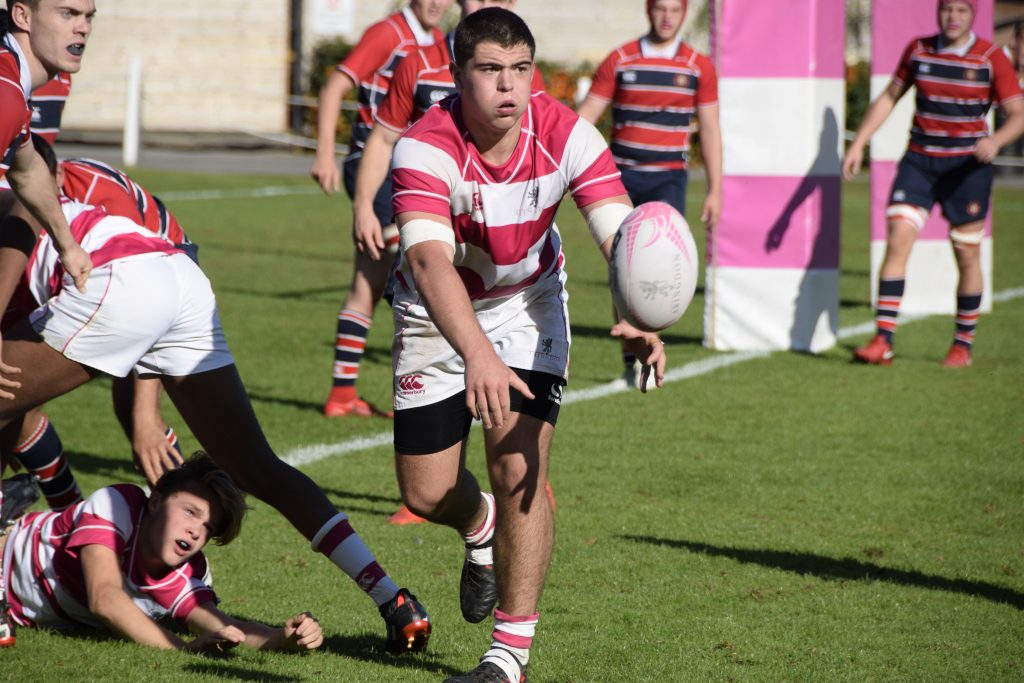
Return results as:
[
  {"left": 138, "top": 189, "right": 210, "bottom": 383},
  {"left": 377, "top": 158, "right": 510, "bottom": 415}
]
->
[{"left": 3, "top": 169, "right": 1023, "bottom": 682}]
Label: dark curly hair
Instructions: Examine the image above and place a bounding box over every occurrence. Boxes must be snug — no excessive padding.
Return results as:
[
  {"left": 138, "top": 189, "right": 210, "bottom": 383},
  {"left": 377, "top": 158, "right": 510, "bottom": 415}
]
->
[{"left": 152, "top": 452, "right": 248, "bottom": 546}]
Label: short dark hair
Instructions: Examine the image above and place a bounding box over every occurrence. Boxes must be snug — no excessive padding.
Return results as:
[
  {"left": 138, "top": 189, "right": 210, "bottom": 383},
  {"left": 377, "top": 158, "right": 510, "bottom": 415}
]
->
[
  {"left": 30, "top": 134, "right": 58, "bottom": 176},
  {"left": 453, "top": 6, "right": 535, "bottom": 67},
  {"left": 152, "top": 452, "right": 248, "bottom": 546}
]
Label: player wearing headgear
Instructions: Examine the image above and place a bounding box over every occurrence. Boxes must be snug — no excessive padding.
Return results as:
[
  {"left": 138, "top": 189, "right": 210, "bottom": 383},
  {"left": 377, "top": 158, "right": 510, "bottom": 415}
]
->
[
  {"left": 843, "top": 0, "right": 1024, "bottom": 367},
  {"left": 311, "top": 0, "right": 452, "bottom": 419},
  {"left": 0, "top": 163, "right": 433, "bottom": 655},
  {"left": 576, "top": 0, "right": 720, "bottom": 388},
  {"left": 388, "top": 8, "right": 666, "bottom": 682},
  {"left": 0, "top": 453, "right": 323, "bottom": 653}
]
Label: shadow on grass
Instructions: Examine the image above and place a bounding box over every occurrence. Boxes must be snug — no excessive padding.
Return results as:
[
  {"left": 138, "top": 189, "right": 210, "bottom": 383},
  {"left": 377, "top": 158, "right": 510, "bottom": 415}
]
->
[
  {"left": 569, "top": 324, "right": 702, "bottom": 346},
  {"left": 320, "top": 633, "right": 458, "bottom": 676},
  {"left": 217, "top": 284, "right": 342, "bottom": 301},
  {"left": 620, "top": 535, "right": 1024, "bottom": 610},
  {"left": 64, "top": 449, "right": 138, "bottom": 482},
  {"left": 246, "top": 383, "right": 392, "bottom": 415},
  {"left": 182, "top": 662, "right": 295, "bottom": 682}
]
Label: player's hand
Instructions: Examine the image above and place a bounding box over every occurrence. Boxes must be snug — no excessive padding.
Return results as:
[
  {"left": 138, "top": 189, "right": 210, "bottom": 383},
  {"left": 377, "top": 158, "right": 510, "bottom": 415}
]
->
[
  {"left": 611, "top": 320, "right": 667, "bottom": 393},
  {"left": 352, "top": 203, "right": 385, "bottom": 261},
  {"left": 59, "top": 242, "right": 92, "bottom": 293},
  {"left": 281, "top": 612, "right": 323, "bottom": 651},
  {"left": 186, "top": 625, "right": 245, "bottom": 653},
  {"left": 310, "top": 155, "right": 341, "bottom": 195},
  {"left": 701, "top": 191, "right": 721, "bottom": 230},
  {"left": 0, "top": 332, "right": 23, "bottom": 400},
  {"left": 973, "top": 137, "right": 999, "bottom": 164},
  {"left": 842, "top": 145, "right": 864, "bottom": 181},
  {"left": 464, "top": 348, "right": 534, "bottom": 431},
  {"left": 132, "top": 420, "right": 184, "bottom": 487}
]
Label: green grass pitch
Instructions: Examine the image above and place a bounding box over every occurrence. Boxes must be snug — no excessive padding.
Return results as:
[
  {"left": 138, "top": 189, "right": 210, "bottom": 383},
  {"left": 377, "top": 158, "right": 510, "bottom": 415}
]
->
[{"left": 3, "top": 171, "right": 1022, "bottom": 681}]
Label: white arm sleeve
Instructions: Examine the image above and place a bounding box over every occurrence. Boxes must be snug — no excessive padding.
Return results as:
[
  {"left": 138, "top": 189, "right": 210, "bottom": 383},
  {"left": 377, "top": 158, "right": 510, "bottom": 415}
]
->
[
  {"left": 585, "top": 202, "right": 632, "bottom": 247},
  {"left": 400, "top": 217, "right": 456, "bottom": 258}
]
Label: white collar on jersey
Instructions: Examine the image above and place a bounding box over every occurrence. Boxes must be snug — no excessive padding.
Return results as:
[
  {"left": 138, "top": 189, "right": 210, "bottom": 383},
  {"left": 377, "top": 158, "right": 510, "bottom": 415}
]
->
[
  {"left": 935, "top": 31, "right": 977, "bottom": 57},
  {"left": 1, "top": 32, "right": 32, "bottom": 97},
  {"left": 640, "top": 35, "right": 682, "bottom": 59},
  {"left": 403, "top": 6, "right": 437, "bottom": 47}
]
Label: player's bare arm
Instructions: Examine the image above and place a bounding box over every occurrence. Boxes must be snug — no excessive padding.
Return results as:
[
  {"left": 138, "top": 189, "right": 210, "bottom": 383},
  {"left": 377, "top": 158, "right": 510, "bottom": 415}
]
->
[
  {"left": 131, "top": 375, "right": 184, "bottom": 486},
  {"left": 7, "top": 143, "right": 90, "bottom": 291},
  {"left": 311, "top": 70, "right": 356, "bottom": 194},
  {"left": 352, "top": 124, "right": 402, "bottom": 259},
  {"left": 975, "top": 97, "right": 1024, "bottom": 163},
  {"left": 843, "top": 80, "right": 909, "bottom": 180},
  {"left": 696, "top": 103, "right": 723, "bottom": 229},
  {"left": 186, "top": 603, "right": 324, "bottom": 652},
  {"left": 576, "top": 95, "right": 609, "bottom": 125},
  {"left": 80, "top": 543, "right": 188, "bottom": 649},
  {"left": 0, "top": 202, "right": 41, "bottom": 395},
  {"left": 398, "top": 210, "right": 533, "bottom": 429}
]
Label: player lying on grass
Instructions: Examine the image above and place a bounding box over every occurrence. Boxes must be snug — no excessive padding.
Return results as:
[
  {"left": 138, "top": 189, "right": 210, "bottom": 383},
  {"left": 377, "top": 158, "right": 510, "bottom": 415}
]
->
[
  {"left": 0, "top": 452, "right": 323, "bottom": 652},
  {"left": 0, "top": 155, "right": 431, "bottom": 654}
]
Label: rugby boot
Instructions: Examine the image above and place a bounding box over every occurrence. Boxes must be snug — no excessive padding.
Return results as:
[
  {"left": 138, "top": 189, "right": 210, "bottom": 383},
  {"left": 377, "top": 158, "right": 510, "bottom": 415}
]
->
[
  {"left": 388, "top": 504, "right": 427, "bottom": 525},
  {"left": 942, "top": 343, "right": 972, "bottom": 368},
  {"left": 0, "top": 601, "right": 15, "bottom": 648},
  {"left": 323, "top": 395, "right": 394, "bottom": 419},
  {"left": 1, "top": 474, "right": 40, "bottom": 529},
  {"left": 853, "top": 334, "right": 894, "bottom": 365},
  {"left": 444, "top": 659, "right": 527, "bottom": 683},
  {"left": 461, "top": 538, "right": 498, "bottom": 623},
  {"left": 379, "top": 588, "right": 430, "bottom": 654}
]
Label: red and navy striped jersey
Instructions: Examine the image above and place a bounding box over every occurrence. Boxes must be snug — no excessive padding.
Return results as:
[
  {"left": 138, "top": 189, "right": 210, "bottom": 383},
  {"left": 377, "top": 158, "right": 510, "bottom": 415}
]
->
[
  {"left": 0, "top": 34, "right": 32, "bottom": 180},
  {"left": 61, "top": 158, "right": 186, "bottom": 245},
  {"left": 336, "top": 8, "right": 442, "bottom": 157},
  {"left": 376, "top": 34, "right": 547, "bottom": 134},
  {"left": 29, "top": 72, "right": 72, "bottom": 144},
  {"left": 4, "top": 484, "right": 215, "bottom": 629},
  {"left": 587, "top": 38, "right": 718, "bottom": 171},
  {"left": 895, "top": 34, "right": 1023, "bottom": 157},
  {"left": 391, "top": 92, "right": 625, "bottom": 304}
]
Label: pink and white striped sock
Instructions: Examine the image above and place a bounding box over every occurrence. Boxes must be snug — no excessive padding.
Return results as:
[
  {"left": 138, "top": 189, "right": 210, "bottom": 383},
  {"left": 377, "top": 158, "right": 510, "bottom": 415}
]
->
[
  {"left": 311, "top": 512, "right": 399, "bottom": 607},
  {"left": 481, "top": 609, "right": 537, "bottom": 682},
  {"left": 464, "top": 492, "right": 496, "bottom": 547}
]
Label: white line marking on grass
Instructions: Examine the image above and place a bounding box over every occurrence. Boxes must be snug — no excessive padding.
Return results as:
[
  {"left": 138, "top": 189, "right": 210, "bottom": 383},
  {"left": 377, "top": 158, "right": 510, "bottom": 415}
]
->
[
  {"left": 280, "top": 287, "right": 1024, "bottom": 468},
  {"left": 160, "top": 186, "right": 321, "bottom": 202}
]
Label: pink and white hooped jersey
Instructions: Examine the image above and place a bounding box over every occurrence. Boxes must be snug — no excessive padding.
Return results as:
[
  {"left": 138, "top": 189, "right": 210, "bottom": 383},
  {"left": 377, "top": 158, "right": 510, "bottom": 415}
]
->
[
  {"left": 24, "top": 198, "right": 179, "bottom": 305},
  {"left": 390, "top": 91, "right": 625, "bottom": 307},
  {"left": 3, "top": 484, "right": 215, "bottom": 630}
]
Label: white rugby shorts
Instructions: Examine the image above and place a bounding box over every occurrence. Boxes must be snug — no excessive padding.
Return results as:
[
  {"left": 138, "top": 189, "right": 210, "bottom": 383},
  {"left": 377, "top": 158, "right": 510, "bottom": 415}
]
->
[
  {"left": 30, "top": 252, "right": 234, "bottom": 377},
  {"left": 392, "top": 277, "right": 571, "bottom": 411}
]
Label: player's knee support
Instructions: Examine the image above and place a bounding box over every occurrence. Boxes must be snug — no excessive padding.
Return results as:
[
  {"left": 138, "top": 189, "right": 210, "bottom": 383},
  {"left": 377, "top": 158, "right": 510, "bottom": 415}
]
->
[
  {"left": 886, "top": 203, "right": 928, "bottom": 231},
  {"left": 949, "top": 227, "right": 983, "bottom": 247}
]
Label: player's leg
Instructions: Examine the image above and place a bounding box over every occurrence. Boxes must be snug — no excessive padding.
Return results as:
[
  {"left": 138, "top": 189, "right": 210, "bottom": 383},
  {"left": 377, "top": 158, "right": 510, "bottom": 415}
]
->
[
  {"left": 7, "top": 408, "right": 82, "bottom": 510},
  {"left": 394, "top": 391, "right": 497, "bottom": 621},
  {"left": 326, "top": 161, "right": 396, "bottom": 418},
  {"left": 855, "top": 153, "right": 932, "bottom": 365},
  {"left": 161, "top": 364, "right": 430, "bottom": 652}
]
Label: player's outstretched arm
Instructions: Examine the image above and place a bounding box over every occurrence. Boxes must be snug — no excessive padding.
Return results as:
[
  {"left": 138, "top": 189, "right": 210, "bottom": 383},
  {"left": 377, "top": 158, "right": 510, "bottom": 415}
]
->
[
  {"left": 842, "top": 80, "right": 907, "bottom": 181},
  {"left": 311, "top": 70, "right": 356, "bottom": 194},
  {"left": 7, "top": 143, "right": 90, "bottom": 291},
  {"left": 186, "top": 604, "right": 324, "bottom": 652},
  {"left": 352, "top": 124, "right": 402, "bottom": 260},
  {"left": 80, "top": 544, "right": 189, "bottom": 649},
  {"left": 400, "top": 212, "right": 533, "bottom": 429}
]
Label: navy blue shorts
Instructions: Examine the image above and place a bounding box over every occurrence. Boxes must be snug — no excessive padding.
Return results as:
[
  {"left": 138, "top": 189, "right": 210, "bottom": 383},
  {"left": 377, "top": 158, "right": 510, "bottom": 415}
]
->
[
  {"left": 343, "top": 154, "right": 394, "bottom": 227},
  {"left": 619, "top": 167, "right": 687, "bottom": 216},
  {"left": 889, "top": 151, "right": 992, "bottom": 227}
]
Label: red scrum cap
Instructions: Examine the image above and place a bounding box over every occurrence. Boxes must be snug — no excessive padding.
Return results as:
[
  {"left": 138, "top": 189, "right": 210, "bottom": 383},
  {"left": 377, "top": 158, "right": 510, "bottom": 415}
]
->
[
  {"left": 937, "top": 0, "right": 978, "bottom": 18},
  {"left": 647, "top": 0, "right": 688, "bottom": 15}
]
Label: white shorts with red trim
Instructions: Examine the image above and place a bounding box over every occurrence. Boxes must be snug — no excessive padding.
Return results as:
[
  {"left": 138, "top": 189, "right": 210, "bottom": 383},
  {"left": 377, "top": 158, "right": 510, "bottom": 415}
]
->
[
  {"left": 391, "top": 275, "right": 571, "bottom": 411},
  {"left": 30, "top": 252, "right": 234, "bottom": 377}
]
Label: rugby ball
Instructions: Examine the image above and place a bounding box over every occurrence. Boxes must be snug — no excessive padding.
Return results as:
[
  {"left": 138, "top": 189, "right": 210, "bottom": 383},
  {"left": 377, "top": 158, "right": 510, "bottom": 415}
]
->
[{"left": 609, "top": 201, "right": 698, "bottom": 332}]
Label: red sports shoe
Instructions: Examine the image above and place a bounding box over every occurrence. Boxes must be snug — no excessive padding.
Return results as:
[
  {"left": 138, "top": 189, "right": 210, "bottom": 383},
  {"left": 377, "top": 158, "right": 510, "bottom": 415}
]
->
[
  {"left": 388, "top": 505, "right": 427, "bottom": 525},
  {"left": 942, "top": 343, "right": 972, "bottom": 368},
  {"left": 853, "top": 335, "right": 894, "bottom": 365},
  {"left": 323, "top": 395, "right": 393, "bottom": 418},
  {"left": 0, "top": 601, "right": 15, "bottom": 648}
]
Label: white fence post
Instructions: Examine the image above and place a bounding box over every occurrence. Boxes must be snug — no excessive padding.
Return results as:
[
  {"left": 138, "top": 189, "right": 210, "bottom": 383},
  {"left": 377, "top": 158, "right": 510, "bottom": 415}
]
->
[{"left": 122, "top": 57, "right": 142, "bottom": 168}]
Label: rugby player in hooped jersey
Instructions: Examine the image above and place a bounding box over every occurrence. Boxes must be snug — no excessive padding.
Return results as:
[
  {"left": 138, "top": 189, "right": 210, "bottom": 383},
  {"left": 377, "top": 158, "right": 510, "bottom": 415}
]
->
[
  {"left": 0, "top": 0, "right": 91, "bottom": 293},
  {"left": 388, "top": 9, "right": 666, "bottom": 682},
  {"left": 843, "top": 0, "right": 1024, "bottom": 368},
  {"left": 0, "top": 453, "right": 324, "bottom": 652},
  {"left": 576, "top": 0, "right": 721, "bottom": 389},
  {"left": 0, "top": 173, "right": 433, "bottom": 655}
]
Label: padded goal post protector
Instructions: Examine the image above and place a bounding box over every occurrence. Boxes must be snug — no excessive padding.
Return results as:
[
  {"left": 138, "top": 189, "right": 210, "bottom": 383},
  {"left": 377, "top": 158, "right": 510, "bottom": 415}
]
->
[
  {"left": 869, "top": 0, "right": 994, "bottom": 315},
  {"left": 704, "top": 0, "right": 845, "bottom": 353}
]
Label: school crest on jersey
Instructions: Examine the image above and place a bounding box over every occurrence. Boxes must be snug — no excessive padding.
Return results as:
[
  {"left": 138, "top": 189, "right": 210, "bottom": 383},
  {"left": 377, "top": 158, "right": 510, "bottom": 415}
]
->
[
  {"left": 621, "top": 71, "right": 638, "bottom": 83},
  {"left": 963, "top": 69, "right": 977, "bottom": 81}
]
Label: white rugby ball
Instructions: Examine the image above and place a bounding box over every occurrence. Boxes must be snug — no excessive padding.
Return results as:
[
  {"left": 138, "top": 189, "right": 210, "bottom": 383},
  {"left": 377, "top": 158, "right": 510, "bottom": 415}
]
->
[{"left": 609, "top": 201, "right": 698, "bottom": 332}]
